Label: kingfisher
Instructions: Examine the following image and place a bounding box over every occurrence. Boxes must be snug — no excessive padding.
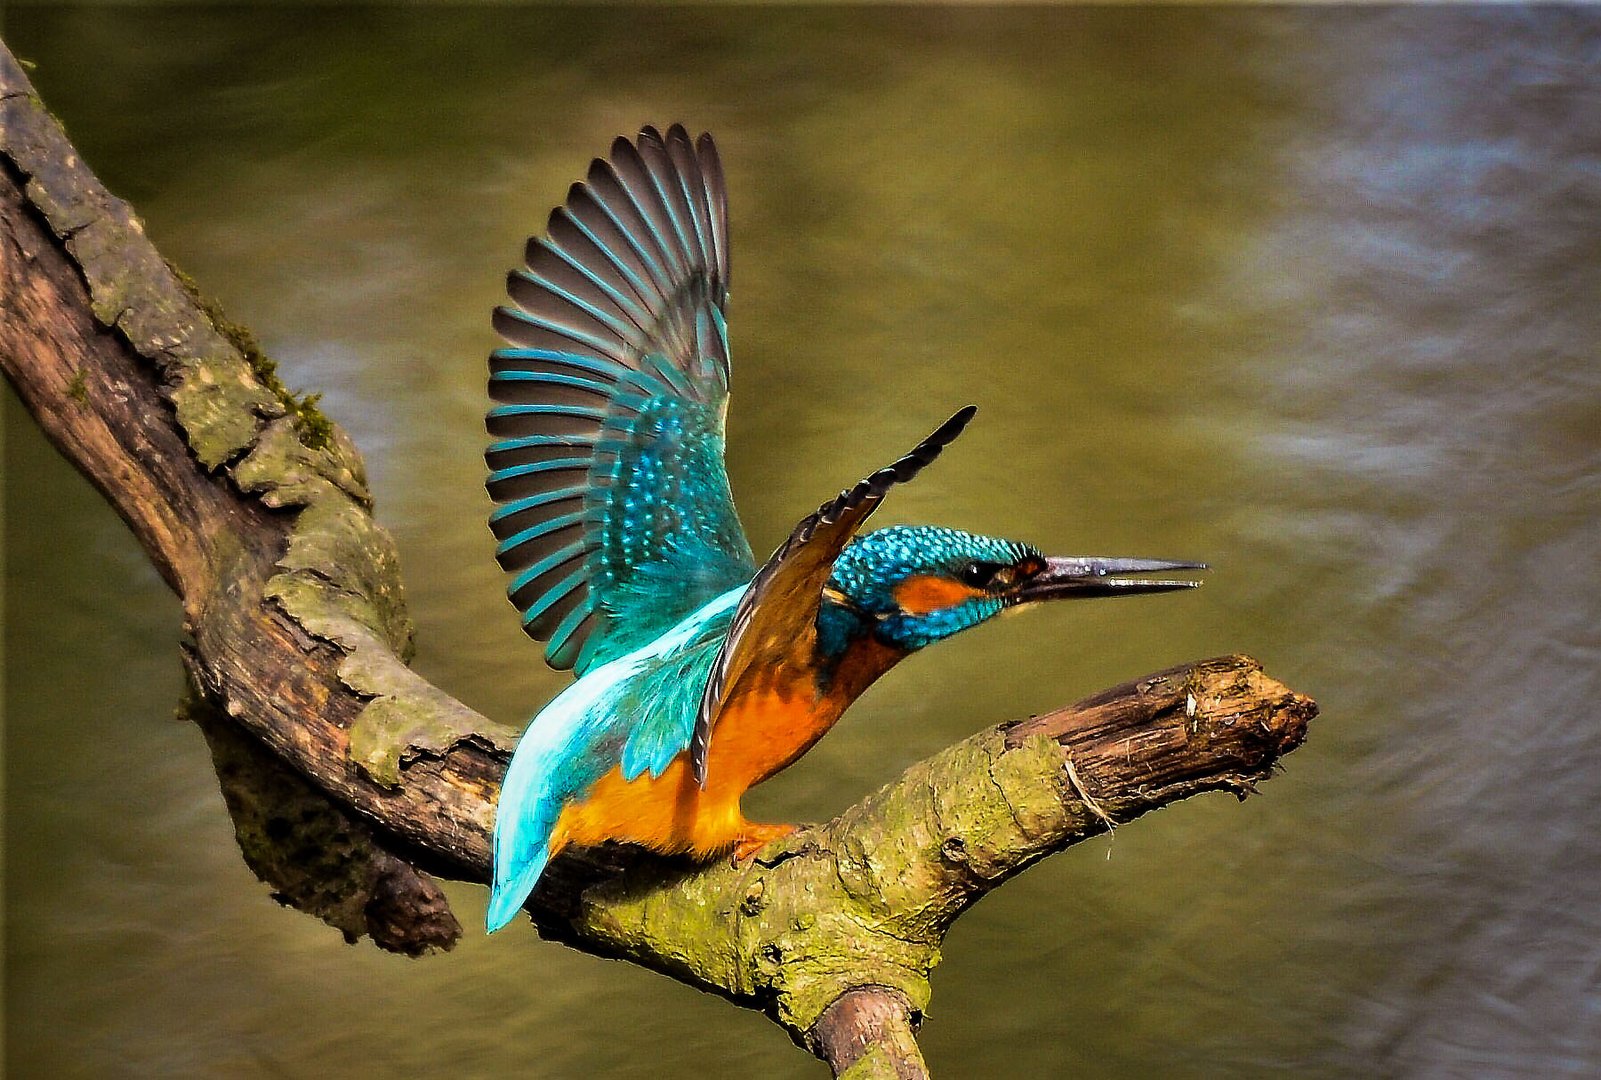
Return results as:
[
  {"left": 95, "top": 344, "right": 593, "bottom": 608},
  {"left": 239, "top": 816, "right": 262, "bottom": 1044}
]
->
[{"left": 484, "top": 125, "right": 1204, "bottom": 932}]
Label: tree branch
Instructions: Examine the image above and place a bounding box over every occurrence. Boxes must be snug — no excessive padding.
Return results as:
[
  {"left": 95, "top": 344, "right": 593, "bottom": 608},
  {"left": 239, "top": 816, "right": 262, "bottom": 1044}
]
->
[{"left": 1, "top": 42, "right": 1316, "bottom": 1074}]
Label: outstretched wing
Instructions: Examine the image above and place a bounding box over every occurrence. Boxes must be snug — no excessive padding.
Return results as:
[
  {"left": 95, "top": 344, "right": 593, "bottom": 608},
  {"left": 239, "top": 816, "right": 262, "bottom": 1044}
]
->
[
  {"left": 691, "top": 406, "right": 978, "bottom": 785},
  {"left": 487, "top": 125, "right": 757, "bottom": 673}
]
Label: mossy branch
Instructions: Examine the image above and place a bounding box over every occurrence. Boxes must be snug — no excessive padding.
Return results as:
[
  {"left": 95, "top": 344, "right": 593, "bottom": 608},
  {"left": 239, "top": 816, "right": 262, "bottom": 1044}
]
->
[{"left": 1, "top": 41, "right": 1315, "bottom": 1077}]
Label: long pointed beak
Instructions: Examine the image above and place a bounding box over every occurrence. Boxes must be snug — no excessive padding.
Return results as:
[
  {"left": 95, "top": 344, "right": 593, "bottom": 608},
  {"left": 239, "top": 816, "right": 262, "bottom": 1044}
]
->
[{"left": 1017, "top": 556, "right": 1207, "bottom": 600}]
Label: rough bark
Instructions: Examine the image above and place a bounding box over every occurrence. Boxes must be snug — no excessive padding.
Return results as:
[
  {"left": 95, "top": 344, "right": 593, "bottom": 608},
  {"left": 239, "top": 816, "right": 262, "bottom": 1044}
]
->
[
  {"left": 1, "top": 42, "right": 1317, "bottom": 1074},
  {"left": 189, "top": 695, "right": 463, "bottom": 956}
]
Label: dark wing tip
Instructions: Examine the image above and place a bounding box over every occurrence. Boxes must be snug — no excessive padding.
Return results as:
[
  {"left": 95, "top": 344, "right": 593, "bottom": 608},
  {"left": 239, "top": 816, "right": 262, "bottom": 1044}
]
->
[
  {"left": 935, "top": 404, "right": 978, "bottom": 447},
  {"left": 638, "top": 125, "right": 667, "bottom": 153},
  {"left": 894, "top": 404, "right": 978, "bottom": 479},
  {"left": 807, "top": 404, "right": 979, "bottom": 530}
]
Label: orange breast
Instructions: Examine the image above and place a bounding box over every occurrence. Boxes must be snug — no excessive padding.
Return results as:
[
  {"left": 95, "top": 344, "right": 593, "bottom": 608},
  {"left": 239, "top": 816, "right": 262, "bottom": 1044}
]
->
[
  {"left": 547, "top": 754, "right": 737, "bottom": 860},
  {"left": 549, "top": 684, "right": 831, "bottom": 858},
  {"left": 549, "top": 637, "right": 908, "bottom": 860}
]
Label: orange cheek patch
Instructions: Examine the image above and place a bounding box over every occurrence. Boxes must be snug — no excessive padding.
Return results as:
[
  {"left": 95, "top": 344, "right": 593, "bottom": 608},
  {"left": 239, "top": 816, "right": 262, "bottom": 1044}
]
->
[{"left": 893, "top": 575, "right": 985, "bottom": 615}]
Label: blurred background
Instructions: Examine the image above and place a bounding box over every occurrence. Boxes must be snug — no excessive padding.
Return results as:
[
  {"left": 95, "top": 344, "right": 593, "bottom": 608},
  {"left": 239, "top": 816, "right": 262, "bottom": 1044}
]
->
[{"left": 5, "top": 5, "right": 1600, "bottom": 1077}]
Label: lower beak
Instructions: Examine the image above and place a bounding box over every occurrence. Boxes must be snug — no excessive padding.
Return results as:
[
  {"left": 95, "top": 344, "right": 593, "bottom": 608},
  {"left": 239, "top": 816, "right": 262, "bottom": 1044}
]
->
[{"left": 1017, "top": 556, "right": 1207, "bottom": 600}]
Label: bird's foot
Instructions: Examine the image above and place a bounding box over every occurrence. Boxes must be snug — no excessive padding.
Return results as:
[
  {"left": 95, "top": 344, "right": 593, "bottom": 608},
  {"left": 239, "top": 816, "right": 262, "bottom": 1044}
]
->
[{"left": 730, "top": 823, "right": 799, "bottom": 866}]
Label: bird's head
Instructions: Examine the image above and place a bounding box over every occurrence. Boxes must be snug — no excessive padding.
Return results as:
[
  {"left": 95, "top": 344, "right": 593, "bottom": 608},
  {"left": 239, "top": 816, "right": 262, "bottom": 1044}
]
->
[{"left": 821, "top": 525, "right": 1205, "bottom": 653}]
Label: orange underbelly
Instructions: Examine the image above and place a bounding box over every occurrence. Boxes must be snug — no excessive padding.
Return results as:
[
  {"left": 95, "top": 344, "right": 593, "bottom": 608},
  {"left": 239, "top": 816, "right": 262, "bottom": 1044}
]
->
[{"left": 550, "top": 686, "right": 840, "bottom": 858}]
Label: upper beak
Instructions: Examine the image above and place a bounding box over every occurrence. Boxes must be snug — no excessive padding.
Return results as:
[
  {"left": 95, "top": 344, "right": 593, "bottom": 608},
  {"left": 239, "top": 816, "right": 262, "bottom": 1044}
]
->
[{"left": 1016, "top": 556, "right": 1207, "bottom": 600}]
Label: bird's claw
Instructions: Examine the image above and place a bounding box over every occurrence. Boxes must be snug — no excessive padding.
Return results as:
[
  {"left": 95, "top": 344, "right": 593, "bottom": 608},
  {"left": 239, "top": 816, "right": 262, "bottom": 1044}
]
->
[{"left": 729, "top": 823, "right": 799, "bottom": 866}]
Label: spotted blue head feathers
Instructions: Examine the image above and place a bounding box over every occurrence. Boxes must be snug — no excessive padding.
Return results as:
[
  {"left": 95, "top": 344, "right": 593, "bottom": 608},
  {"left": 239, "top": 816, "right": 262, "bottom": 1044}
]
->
[{"left": 822, "top": 526, "right": 1035, "bottom": 650}]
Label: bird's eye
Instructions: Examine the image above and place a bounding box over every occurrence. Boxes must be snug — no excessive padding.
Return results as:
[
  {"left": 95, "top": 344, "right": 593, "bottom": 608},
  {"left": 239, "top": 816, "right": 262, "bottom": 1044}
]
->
[{"left": 960, "top": 561, "right": 1003, "bottom": 588}]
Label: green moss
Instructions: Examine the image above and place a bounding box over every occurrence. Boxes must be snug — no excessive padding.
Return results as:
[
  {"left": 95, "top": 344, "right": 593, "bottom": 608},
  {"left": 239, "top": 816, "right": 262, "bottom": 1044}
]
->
[
  {"left": 166, "top": 260, "right": 333, "bottom": 450},
  {"left": 838, "top": 1046, "right": 901, "bottom": 1080},
  {"left": 289, "top": 391, "right": 334, "bottom": 450},
  {"left": 65, "top": 368, "right": 87, "bottom": 404}
]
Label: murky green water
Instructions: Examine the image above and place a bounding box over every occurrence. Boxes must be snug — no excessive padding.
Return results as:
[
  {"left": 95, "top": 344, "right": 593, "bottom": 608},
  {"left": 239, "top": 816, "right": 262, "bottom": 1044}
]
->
[{"left": 6, "top": 6, "right": 1600, "bottom": 1077}]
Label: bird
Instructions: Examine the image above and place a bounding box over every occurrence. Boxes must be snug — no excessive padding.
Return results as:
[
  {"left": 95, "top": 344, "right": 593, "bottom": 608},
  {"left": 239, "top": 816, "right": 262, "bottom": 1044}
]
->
[{"left": 483, "top": 125, "right": 1204, "bottom": 932}]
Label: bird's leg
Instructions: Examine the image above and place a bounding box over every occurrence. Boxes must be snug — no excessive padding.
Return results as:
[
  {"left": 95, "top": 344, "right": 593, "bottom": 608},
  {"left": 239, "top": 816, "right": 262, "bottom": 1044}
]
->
[{"left": 730, "top": 822, "right": 799, "bottom": 865}]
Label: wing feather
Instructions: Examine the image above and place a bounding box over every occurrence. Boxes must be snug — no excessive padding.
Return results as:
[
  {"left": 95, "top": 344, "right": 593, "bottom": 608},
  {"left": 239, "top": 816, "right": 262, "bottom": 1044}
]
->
[{"left": 488, "top": 128, "right": 754, "bottom": 673}]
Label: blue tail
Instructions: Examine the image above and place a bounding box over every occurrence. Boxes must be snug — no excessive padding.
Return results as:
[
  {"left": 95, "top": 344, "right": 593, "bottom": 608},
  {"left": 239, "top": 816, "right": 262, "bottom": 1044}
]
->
[
  {"left": 486, "top": 841, "right": 551, "bottom": 933},
  {"left": 487, "top": 710, "right": 570, "bottom": 933},
  {"left": 486, "top": 673, "right": 618, "bottom": 933}
]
